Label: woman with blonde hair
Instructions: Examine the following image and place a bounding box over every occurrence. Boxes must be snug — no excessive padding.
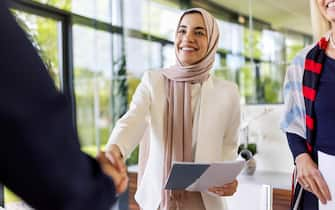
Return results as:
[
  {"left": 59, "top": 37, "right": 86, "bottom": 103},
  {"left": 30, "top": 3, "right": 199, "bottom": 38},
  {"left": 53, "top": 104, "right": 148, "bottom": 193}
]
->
[
  {"left": 105, "top": 7, "right": 240, "bottom": 210},
  {"left": 281, "top": 0, "right": 335, "bottom": 209}
]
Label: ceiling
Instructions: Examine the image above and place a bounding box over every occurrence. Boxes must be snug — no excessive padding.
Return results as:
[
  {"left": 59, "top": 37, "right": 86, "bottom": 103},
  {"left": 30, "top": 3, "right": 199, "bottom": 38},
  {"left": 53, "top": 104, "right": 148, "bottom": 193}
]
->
[{"left": 211, "top": 0, "right": 311, "bottom": 35}]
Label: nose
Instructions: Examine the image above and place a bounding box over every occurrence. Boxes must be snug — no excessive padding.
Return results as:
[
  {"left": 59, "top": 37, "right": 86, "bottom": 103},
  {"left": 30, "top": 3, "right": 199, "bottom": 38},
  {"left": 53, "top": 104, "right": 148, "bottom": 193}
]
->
[{"left": 183, "top": 31, "right": 195, "bottom": 42}]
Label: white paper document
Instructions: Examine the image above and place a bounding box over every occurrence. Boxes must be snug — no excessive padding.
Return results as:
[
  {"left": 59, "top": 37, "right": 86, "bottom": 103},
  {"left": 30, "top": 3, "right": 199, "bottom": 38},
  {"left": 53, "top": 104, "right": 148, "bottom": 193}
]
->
[
  {"left": 318, "top": 151, "right": 335, "bottom": 210},
  {"left": 165, "top": 160, "right": 245, "bottom": 192}
]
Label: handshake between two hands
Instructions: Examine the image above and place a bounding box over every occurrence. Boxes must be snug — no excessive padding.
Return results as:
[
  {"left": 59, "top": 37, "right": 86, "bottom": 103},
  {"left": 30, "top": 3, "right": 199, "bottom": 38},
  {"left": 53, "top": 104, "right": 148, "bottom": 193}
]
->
[
  {"left": 96, "top": 144, "right": 239, "bottom": 197},
  {"left": 96, "top": 145, "right": 128, "bottom": 194}
]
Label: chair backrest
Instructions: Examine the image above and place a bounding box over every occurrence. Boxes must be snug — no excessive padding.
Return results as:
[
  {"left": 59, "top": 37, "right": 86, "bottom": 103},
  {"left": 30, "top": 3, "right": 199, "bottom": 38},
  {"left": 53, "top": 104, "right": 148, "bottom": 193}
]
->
[{"left": 226, "top": 183, "right": 272, "bottom": 210}]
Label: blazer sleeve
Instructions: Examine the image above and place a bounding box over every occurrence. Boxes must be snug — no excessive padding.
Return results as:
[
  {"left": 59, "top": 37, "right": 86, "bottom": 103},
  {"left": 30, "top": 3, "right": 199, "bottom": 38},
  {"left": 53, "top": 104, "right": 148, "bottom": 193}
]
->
[
  {"left": 222, "top": 83, "right": 241, "bottom": 160},
  {"left": 0, "top": 2, "right": 116, "bottom": 210},
  {"left": 106, "top": 71, "right": 152, "bottom": 158}
]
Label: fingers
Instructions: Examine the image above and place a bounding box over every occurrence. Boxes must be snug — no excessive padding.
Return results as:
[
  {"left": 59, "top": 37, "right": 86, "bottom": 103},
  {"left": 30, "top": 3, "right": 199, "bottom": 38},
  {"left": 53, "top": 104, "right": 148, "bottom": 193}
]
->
[
  {"left": 296, "top": 154, "right": 331, "bottom": 204},
  {"left": 97, "top": 151, "right": 129, "bottom": 194},
  {"left": 117, "top": 175, "right": 129, "bottom": 194},
  {"left": 106, "top": 144, "right": 126, "bottom": 173},
  {"left": 208, "top": 180, "right": 238, "bottom": 196},
  {"left": 314, "top": 173, "right": 332, "bottom": 201}
]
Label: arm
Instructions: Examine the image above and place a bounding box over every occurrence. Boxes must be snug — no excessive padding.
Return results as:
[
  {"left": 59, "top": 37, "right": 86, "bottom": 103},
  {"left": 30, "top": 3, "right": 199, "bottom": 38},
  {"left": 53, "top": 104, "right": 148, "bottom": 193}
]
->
[
  {"left": 0, "top": 2, "right": 119, "bottom": 210},
  {"left": 286, "top": 133, "right": 331, "bottom": 204},
  {"left": 286, "top": 132, "right": 308, "bottom": 161},
  {"left": 106, "top": 72, "right": 152, "bottom": 158}
]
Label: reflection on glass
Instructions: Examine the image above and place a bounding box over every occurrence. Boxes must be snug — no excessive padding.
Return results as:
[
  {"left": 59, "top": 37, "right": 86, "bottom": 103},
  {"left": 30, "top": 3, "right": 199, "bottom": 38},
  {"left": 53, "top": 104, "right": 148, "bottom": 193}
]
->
[
  {"left": 13, "top": 10, "right": 62, "bottom": 89},
  {"left": 33, "top": 0, "right": 115, "bottom": 24},
  {"left": 285, "top": 33, "right": 306, "bottom": 62},
  {"left": 219, "top": 20, "right": 244, "bottom": 54},
  {"left": 125, "top": 37, "right": 162, "bottom": 78},
  {"left": 239, "top": 62, "right": 256, "bottom": 104},
  {"left": 73, "top": 25, "right": 113, "bottom": 155}
]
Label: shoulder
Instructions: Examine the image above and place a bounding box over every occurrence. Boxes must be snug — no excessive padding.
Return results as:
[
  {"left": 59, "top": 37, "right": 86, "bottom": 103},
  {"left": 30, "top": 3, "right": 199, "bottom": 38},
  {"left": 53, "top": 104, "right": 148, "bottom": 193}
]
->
[
  {"left": 141, "top": 70, "right": 165, "bottom": 85},
  {"left": 290, "top": 44, "right": 315, "bottom": 67},
  {"left": 285, "top": 44, "right": 316, "bottom": 81},
  {"left": 212, "top": 76, "right": 239, "bottom": 94}
]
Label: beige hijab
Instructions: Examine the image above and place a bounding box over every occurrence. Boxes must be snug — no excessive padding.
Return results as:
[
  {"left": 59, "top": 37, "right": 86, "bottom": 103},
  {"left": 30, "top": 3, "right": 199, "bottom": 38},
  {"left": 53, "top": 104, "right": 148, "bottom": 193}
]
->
[{"left": 138, "top": 8, "right": 220, "bottom": 210}]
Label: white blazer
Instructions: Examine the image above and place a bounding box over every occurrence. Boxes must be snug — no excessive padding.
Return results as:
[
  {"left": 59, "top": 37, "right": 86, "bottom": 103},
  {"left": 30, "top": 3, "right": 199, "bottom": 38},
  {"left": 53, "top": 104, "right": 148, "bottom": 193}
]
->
[{"left": 107, "top": 70, "right": 240, "bottom": 210}]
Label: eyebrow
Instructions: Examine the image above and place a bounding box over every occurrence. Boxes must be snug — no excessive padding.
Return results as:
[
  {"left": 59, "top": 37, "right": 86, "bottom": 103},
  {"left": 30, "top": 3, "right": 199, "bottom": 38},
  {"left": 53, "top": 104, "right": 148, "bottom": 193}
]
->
[{"left": 178, "top": 25, "right": 206, "bottom": 31}]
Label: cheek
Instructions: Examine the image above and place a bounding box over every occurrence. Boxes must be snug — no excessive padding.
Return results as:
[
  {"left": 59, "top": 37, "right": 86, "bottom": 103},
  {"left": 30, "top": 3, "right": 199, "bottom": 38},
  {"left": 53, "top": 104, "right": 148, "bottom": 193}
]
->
[{"left": 199, "top": 42, "right": 208, "bottom": 55}]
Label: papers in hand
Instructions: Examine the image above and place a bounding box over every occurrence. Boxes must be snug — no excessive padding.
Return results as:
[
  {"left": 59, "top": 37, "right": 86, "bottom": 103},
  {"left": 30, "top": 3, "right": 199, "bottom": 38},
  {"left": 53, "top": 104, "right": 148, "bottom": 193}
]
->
[
  {"left": 318, "top": 151, "right": 335, "bottom": 210},
  {"left": 165, "top": 160, "right": 245, "bottom": 192}
]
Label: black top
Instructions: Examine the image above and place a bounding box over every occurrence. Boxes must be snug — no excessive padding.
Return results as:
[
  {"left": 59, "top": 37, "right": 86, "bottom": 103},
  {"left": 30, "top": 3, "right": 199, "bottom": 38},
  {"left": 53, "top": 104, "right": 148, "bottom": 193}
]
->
[{"left": 0, "top": 1, "right": 116, "bottom": 210}]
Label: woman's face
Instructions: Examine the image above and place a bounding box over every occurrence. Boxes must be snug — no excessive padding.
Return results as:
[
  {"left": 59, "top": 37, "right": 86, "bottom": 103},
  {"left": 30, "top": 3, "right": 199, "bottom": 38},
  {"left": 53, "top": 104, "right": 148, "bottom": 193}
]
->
[
  {"left": 175, "top": 13, "right": 208, "bottom": 66},
  {"left": 318, "top": 0, "right": 335, "bottom": 22}
]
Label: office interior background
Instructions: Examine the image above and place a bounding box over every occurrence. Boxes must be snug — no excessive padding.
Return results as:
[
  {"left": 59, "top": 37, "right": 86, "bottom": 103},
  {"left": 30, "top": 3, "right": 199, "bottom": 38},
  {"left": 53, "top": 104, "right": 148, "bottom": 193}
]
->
[{"left": 2, "top": 0, "right": 311, "bottom": 209}]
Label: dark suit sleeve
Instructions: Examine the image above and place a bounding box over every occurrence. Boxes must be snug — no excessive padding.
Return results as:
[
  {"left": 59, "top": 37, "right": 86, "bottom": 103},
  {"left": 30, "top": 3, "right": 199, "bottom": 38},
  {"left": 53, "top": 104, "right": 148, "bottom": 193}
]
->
[{"left": 0, "top": 2, "right": 117, "bottom": 210}]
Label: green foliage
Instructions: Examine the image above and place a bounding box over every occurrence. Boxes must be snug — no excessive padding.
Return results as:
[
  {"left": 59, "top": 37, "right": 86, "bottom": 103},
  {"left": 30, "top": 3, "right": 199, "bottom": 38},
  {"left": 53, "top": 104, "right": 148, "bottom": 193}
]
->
[
  {"left": 240, "top": 65, "right": 255, "bottom": 103},
  {"left": 13, "top": 11, "right": 60, "bottom": 88},
  {"left": 238, "top": 143, "right": 257, "bottom": 156},
  {"left": 127, "top": 77, "right": 141, "bottom": 103},
  {"left": 111, "top": 55, "right": 129, "bottom": 127},
  {"left": 244, "top": 29, "right": 262, "bottom": 59},
  {"left": 5, "top": 188, "right": 20, "bottom": 203},
  {"left": 126, "top": 146, "right": 139, "bottom": 166},
  {"left": 286, "top": 44, "right": 304, "bottom": 63},
  {"left": 33, "top": 0, "right": 72, "bottom": 10},
  {"left": 263, "top": 76, "right": 281, "bottom": 103}
]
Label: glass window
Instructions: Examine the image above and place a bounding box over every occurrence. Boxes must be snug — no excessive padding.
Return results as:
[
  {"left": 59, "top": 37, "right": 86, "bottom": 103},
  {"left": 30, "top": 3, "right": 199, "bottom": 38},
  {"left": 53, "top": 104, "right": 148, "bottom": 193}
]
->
[
  {"left": 123, "top": 0, "right": 180, "bottom": 40},
  {"left": 260, "top": 30, "right": 285, "bottom": 63},
  {"left": 219, "top": 20, "right": 244, "bottom": 54},
  {"left": 285, "top": 33, "right": 306, "bottom": 63},
  {"left": 244, "top": 28, "right": 262, "bottom": 60},
  {"left": 73, "top": 25, "right": 113, "bottom": 155},
  {"left": 125, "top": 37, "right": 162, "bottom": 78},
  {"left": 162, "top": 44, "right": 175, "bottom": 67},
  {"left": 33, "top": 0, "right": 116, "bottom": 24},
  {"left": 259, "top": 62, "right": 284, "bottom": 103}
]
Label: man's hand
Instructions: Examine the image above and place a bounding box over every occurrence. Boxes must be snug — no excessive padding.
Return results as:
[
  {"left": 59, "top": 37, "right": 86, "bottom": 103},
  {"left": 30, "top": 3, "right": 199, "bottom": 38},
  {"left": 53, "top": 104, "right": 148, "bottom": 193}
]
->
[
  {"left": 96, "top": 151, "right": 128, "bottom": 194},
  {"left": 208, "top": 179, "right": 238, "bottom": 196}
]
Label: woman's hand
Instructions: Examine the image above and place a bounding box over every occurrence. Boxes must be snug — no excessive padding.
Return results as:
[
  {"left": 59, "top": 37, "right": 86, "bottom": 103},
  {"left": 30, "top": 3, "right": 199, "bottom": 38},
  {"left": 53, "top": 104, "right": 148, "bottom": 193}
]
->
[
  {"left": 295, "top": 153, "right": 332, "bottom": 204},
  {"left": 96, "top": 151, "right": 128, "bottom": 194},
  {"left": 105, "top": 144, "right": 126, "bottom": 174},
  {"left": 208, "top": 179, "right": 238, "bottom": 196}
]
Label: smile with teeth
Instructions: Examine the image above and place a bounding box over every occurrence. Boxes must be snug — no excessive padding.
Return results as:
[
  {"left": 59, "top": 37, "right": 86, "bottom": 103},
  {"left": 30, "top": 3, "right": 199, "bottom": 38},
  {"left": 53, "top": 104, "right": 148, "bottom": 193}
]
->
[
  {"left": 180, "top": 47, "right": 198, "bottom": 52},
  {"left": 328, "top": 1, "right": 335, "bottom": 8}
]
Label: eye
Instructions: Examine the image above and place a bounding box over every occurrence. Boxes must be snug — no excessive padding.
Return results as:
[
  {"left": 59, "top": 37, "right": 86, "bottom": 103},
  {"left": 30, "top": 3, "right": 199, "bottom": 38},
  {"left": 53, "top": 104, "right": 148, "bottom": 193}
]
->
[
  {"left": 195, "top": 30, "right": 205, "bottom": 36},
  {"left": 177, "top": 29, "right": 186, "bottom": 34}
]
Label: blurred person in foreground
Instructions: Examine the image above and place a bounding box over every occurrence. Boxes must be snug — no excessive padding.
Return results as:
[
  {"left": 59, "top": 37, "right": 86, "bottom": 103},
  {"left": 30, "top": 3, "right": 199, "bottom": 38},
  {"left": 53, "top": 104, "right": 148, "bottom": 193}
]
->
[{"left": 0, "top": 1, "right": 128, "bottom": 210}]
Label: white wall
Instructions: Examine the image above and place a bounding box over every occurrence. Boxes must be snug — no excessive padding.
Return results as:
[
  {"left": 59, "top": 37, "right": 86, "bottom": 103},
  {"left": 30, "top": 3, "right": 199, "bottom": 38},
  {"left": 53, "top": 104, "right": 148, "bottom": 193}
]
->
[{"left": 242, "top": 104, "right": 294, "bottom": 173}]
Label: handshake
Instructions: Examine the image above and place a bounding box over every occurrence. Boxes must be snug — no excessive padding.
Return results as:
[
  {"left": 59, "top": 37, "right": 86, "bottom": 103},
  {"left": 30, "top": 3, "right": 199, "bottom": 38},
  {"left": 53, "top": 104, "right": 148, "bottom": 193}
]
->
[{"left": 96, "top": 145, "right": 128, "bottom": 194}]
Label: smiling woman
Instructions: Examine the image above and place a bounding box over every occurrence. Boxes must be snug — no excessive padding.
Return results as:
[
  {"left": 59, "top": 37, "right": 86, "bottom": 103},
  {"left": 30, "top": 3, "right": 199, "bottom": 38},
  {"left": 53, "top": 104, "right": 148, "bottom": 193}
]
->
[
  {"left": 105, "top": 7, "right": 241, "bottom": 210},
  {"left": 175, "top": 12, "right": 208, "bottom": 65}
]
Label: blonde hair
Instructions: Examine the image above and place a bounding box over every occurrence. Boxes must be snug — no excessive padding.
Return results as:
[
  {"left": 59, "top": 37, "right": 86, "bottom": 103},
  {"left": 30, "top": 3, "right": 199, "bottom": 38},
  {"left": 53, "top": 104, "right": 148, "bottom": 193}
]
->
[{"left": 310, "top": 0, "right": 331, "bottom": 40}]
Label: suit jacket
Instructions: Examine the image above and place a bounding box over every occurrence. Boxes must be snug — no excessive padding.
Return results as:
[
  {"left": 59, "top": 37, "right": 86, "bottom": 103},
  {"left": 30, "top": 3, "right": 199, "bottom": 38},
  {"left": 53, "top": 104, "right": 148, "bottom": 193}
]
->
[
  {"left": 0, "top": 2, "right": 116, "bottom": 210},
  {"left": 107, "top": 71, "right": 241, "bottom": 210}
]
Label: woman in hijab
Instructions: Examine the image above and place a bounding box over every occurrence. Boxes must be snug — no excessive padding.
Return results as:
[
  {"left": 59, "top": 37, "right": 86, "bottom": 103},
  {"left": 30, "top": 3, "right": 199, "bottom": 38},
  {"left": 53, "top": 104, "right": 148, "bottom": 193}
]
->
[
  {"left": 106, "top": 8, "right": 240, "bottom": 210},
  {"left": 281, "top": 0, "right": 334, "bottom": 209}
]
